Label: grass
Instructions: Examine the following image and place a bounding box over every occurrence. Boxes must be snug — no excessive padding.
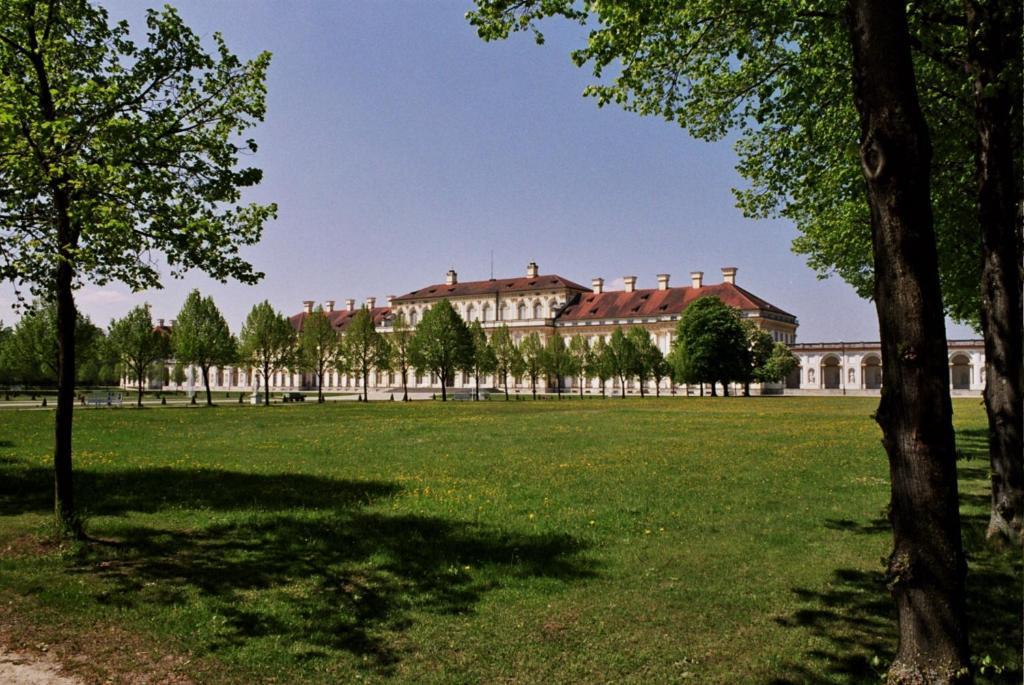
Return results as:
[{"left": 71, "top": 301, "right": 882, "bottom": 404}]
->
[{"left": 0, "top": 398, "right": 1018, "bottom": 684}]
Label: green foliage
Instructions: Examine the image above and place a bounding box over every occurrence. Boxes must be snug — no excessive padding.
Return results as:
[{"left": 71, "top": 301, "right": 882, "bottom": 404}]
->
[
  {"left": 541, "top": 334, "right": 572, "bottom": 396},
  {"left": 1, "top": 302, "right": 100, "bottom": 385},
  {"left": 490, "top": 324, "right": 521, "bottom": 398},
  {"left": 567, "top": 334, "right": 591, "bottom": 392},
  {"left": 237, "top": 301, "right": 294, "bottom": 405},
  {"left": 606, "top": 328, "right": 638, "bottom": 396},
  {"left": 388, "top": 312, "right": 414, "bottom": 400},
  {"left": 626, "top": 326, "right": 662, "bottom": 398},
  {"left": 744, "top": 322, "right": 776, "bottom": 385},
  {"left": 671, "top": 297, "right": 748, "bottom": 392},
  {"left": 171, "top": 361, "right": 187, "bottom": 387},
  {"left": 588, "top": 336, "right": 613, "bottom": 395},
  {"left": 467, "top": 0, "right": 986, "bottom": 326},
  {"left": 408, "top": 300, "right": 472, "bottom": 401},
  {"left": 108, "top": 305, "right": 171, "bottom": 404},
  {"left": 518, "top": 332, "right": 544, "bottom": 398},
  {"left": 340, "top": 308, "right": 389, "bottom": 401},
  {"left": 759, "top": 342, "right": 799, "bottom": 384},
  {"left": 298, "top": 307, "right": 340, "bottom": 401},
  {"left": 0, "top": 1, "right": 276, "bottom": 298},
  {"left": 468, "top": 321, "right": 497, "bottom": 391},
  {"left": 174, "top": 290, "right": 236, "bottom": 404}
]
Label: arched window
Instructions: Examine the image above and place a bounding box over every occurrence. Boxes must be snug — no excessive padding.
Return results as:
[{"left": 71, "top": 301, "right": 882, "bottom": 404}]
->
[
  {"left": 517, "top": 302, "right": 527, "bottom": 320},
  {"left": 409, "top": 309, "right": 418, "bottom": 326},
  {"left": 533, "top": 301, "right": 542, "bottom": 319},
  {"left": 548, "top": 300, "right": 557, "bottom": 317},
  {"left": 950, "top": 354, "right": 971, "bottom": 390},
  {"left": 863, "top": 355, "right": 882, "bottom": 389},
  {"left": 500, "top": 303, "right": 509, "bottom": 321},
  {"left": 482, "top": 303, "right": 490, "bottom": 322},
  {"left": 821, "top": 356, "right": 841, "bottom": 389},
  {"left": 465, "top": 304, "right": 476, "bottom": 321}
]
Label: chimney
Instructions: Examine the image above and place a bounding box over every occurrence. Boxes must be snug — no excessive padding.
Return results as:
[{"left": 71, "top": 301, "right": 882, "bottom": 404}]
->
[
  {"left": 446, "top": 269, "right": 458, "bottom": 286},
  {"left": 526, "top": 261, "right": 539, "bottom": 278},
  {"left": 157, "top": 318, "right": 165, "bottom": 327},
  {"left": 657, "top": 274, "right": 670, "bottom": 291},
  {"left": 302, "top": 300, "right": 314, "bottom": 314},
  {"left": 387, "top": 295, "right": 395, "bottom": 307},
  {"left": 366, "top": 297, "right": 376, "bottom": 310},
  {"left": 721, "top": 266, "right": 737, "bottom": 285},
  {"left": 591, "top": 277, "right": 604, "bottom": 294},
  {"left": 690, "top": 271, "right": 704, "bottom": 289},
  {"left": 325, "top": 300, "right": 335, "bottom": 312},
  {"left": 623, "top": 275, "right": 637, "bottom": 293},
  {"left": 169, "top": 319, "right": 175, "bottom": 328},
  {"left": 345, "top": 298, "right": 355, "bottom": 312}
]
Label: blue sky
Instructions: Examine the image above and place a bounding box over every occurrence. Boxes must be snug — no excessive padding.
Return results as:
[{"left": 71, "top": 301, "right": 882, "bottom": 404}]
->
[{"left": 0, "top": 0, "right": 975, "bottom": 341}]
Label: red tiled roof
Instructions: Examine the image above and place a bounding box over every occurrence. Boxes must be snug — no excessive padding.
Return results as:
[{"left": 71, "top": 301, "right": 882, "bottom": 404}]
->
[
  {"left": 392, "top": 274, "right": 591, "bottom": 302},
  {"left": 289, "top": 307, "right": 391, "bottom": 333},
  {"left": 556, "top": 283, "right": 796, "bottom": 322}
]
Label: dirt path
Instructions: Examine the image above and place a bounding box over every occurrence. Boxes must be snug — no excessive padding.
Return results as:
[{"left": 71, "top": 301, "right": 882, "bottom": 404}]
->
[{"left": 0, "top": 649, "right": 81, "bottom": 685}]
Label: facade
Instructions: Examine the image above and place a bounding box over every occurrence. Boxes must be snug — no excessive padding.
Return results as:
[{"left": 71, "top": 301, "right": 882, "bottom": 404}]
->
[
  {"left": 787, "top": 340, "right": 986, "bottom": 394},
  {"left": 155, "top": 262, "right": 799, "bottom": 396}
]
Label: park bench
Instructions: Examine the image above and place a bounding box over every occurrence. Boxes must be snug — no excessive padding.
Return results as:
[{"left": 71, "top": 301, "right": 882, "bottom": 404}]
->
[
  {"left": 86, "top": 391, "right": 123, "bottom": 407},
  {"left": 451, "top": 390, "right": 473, "bottom": 401},
  {"left": 281, "top": 391, "right": 306, "bottom": 403}
]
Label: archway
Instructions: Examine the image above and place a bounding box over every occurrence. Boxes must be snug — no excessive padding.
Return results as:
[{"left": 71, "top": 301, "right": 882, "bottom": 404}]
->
[
  {"left": 822, "top": 356, "right": 841, "bottom": 389},
  {"left": 950, "top": 354, "right": 971, "bottom": 390},
  {"left": 785, "top": 366, "right": 801, "bottom": 389},
  {"left": 862, "top": 355, "right": 882, "bottom": 389}
]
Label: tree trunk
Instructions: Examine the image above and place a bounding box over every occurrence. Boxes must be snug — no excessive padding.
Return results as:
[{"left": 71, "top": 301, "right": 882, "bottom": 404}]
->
[
  {"left": 54, "top": 250, "right": 79, "bottom": 536},
  {"left": 965, "top": 0, "right": 1024, "bottom": 544},
  {"left": 722, "top": 380, "right": 729, "bottom": 397},
  {"left": 362, "top": 367, "right": 369, "bottom": 402},
  {"left": 402, "top": 368, "right": 408, "bottom": 402},
  {"left": 202, "top": 365, "right": 213, "bottom": 406},
  {"left": 579, "top": 375, "right": 584, "bottom": 398},
  {"left": 556, "top": 375, "right": 561, "bottom": 399},
  {"left": 846, "top": 1, "right": 971, "bottom": 680},
  {"left": 475, "top": 372, "right": 480, "bottom": 401},
  {"left": 502, "top": 370, "right": 508, "bottom": 400},
  {"left": 531, "top": 375, "right": 536, "bottom": 399},
  {"left": 709, "top": 382, "right": 716, "bottom": 397},
  {"left": 318, "top": 364, "right": 324, "bottom": 403},
  {"left": 600, "top": 379, "right": 605, "bottom": 397},
  {"left": 440, "top": 371, "right": 447, "bottom": 401},
  {"left": 263, "top": 364, "right": 270, "bottom": 406},
  {"left": 137, "top": 372, "right": 144, "bottom": 408},
  {"left": 743, "top": 381, "right": 751, "bottom": 397}
]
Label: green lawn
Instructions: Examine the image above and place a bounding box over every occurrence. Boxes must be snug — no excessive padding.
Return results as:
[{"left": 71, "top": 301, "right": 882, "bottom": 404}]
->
[{"left": 0, "top": 398, "right": 1018, "bottom": 684}]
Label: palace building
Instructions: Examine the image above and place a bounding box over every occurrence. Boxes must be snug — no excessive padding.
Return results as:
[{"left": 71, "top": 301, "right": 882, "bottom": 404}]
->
[
  {"left": 154, "top": 262, "right": 798, "bottom": 396},
  {"left": 147, "top": 261, "right": 984, "bottom": 397}
]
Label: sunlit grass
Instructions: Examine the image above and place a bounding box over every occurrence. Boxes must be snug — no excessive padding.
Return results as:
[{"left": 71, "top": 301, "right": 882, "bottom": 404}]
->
[{"left": 0, "top": 398, "right": 1018, "bottom": 684}]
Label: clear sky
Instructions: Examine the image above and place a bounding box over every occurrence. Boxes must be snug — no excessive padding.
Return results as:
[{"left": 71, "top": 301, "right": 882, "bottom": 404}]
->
[{"left": 0, "top": 0, "right": 976, "bottom": 342}]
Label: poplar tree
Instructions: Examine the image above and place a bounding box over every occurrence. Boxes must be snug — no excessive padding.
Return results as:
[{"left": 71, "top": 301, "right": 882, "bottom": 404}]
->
[
  {"left": 567, "top": 334, "right": 591, "bottom": 398},
  {"left": 388, "top": 311, "right": 414, "bottom": 401},
  {"left": 108, "top": 305, "right": 170, "bottom": 408},
  {"left": 298, "top": 306, "right": 340, "bottom": 403},
  {"left": 626, "top": 326, "right": 661, "bottom": 398},
  {"left": 468, "top": 321, "right": 496, "bottom": 400},
  {"left": 606, "top": 329, "right": 637, "bottom": 398},
  {"left": 340, "top": 308, "right": 389, "bottom": 402},
  {"left": 490, "top": 324, "right": 519, "bottom": 400},
  {"left": 0, "top": 1, "right": 274, "bottom": 535},
  {"left": 238, "top": 302, "right": 294, "bottom": 407},
  {"left": 518, "top": 332, "right": 544, "bottom": 399},
  {"left": 408, "top": 300, "right": 472, "bottom": 402},
  {"left": 589, "top": 337, "right": 612, "bottom": 398},
  {"left": 541, "top": 334, "right": 572, "bottom": 399},
  {"left": 173, "top": 290, "right": 237, "bottom": 406}
]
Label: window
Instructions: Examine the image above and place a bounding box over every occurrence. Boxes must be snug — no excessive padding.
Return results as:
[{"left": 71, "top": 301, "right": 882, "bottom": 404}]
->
[
  {"left": 533, "top": 302, "right": 542, "bottom": 319},
  {"left": 500, "top": 303, "right": 508, "bottom": 320},
  {"left": 482, "top": 303, "right": 491, "bottom": 322},
  {"left": 466, "top": 304, "right": 476, "bottom": 321},
  {"left": 409, "top": 310, "right": 418, "bottom": 326},
  {"left": 518, "top": 303, "right": 526, "bottom": 320}
]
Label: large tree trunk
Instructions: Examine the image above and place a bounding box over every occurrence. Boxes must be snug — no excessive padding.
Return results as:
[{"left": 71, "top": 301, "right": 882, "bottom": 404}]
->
[
  {"left": 202, "top": 365, "right": 212, "bottom": 406},
  {"left": 54, "top": 249, "right": 79, "bottom": 537},
  {"left": 721, "top": 380, "right": 729, "bottom": 397},
  {"left": 579, "top": 375, "right": 585, "bottom": 398},
  {"left": 440, "top": 371, "right": 447, "bottom": 401},
  {"left": 137, "top": 372, "right": 144, "bottom": 408},
  {"left": 475, "top": 372, "right": 480, "bottom": 400},
  {"left": 362, "top": 367, "right": 369, "bottom": 402},
  {"left": 263, "top": 364, "right": 270, "bottom": 406},
  {"left": 965, "top": 0, "right": 1024, "bottom": 544},
  {"left": 846, "top": 1, "right": 970, "bottom": 681},
  {"left": 402, "top": 368, "right": 408, "bottom": 402},
  {"left": 318, "top": 364, "right": 324, "bottom": 403}
]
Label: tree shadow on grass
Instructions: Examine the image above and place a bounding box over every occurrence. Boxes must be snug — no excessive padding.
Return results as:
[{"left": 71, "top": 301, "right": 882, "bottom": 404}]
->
[
  {"left": 0, "top": 462, "right": 398, "bottom": 516},
  {"left": 770, "top": 457, "right": 1022, "bottom": 683},
  {"left": 0, "top": 459, "right": 597, "bottom": 674}
]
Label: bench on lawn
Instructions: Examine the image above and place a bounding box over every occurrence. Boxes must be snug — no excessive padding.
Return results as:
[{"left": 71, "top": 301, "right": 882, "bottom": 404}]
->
[
  {"left": 86, "top": 391, "right": 123, "bottom": 407},
  {"left": 281, "top": 391, "right": 306, "bottom": 403}
]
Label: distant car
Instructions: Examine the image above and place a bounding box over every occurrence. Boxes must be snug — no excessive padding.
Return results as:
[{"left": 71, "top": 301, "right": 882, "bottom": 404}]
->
[{"left": 281, "top": 391, "right": 306, "bottom": 403}]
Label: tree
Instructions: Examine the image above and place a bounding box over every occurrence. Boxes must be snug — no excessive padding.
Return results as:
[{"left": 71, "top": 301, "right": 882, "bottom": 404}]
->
[
  {"left": 297, "top": 307, "right": 340, "bottom": 404},
  {"left": 2, "top": 302, "right": 99, "bottom": 386},
  {"left": 0, "top": 1, "right": 274, "bottom": 535},
  {"left": 238, "top": 302, "right": 294, "bottom": 407},
  {"left": 605, "top": 329, "right": 638, "bottom": 398},
  {"left": 490, "top": 324, "right": 519, "bottom": 400},
  {"left": 173, "top": 291, "right": 237, "bottom": 406},
  {"left": 108, "top": 305, "right": 170, "bottom": 408},
  {"left": 518, "top": 333, "right": 544, "bottom": 399},
  {"left": 541, "top": 334, "right": 572, "bottom": 399},
  {"left": 589, "top": 336, "right": 612, "bottom": 398},
  {"left": 743, "top": 323, "right": 776, "bottom": 397},
  {"left": 171, "top": 361, "right": 187, "bottom": 390},
  {"left": 340, "top": 308, "right": 389, "bottom": 402},
  {"left": 671, "top": 298, "right": 748, "bottom": 398},
  {"left": 567, "top": 334, "right": 591, "bottom": 398},
  {"left": 0, "top": 321, "right": 13, "bottom": 392},
  {"left": 652, "top": 354, "right": 672, "bottom": 398},
  {"left": 408, "top": 300, "right": 472, "bottom": 402},
  {"left": 626, "top": 326, "right": 661, "bottom": 398},
  {"left": 468, "top": 321, "right": 497, "bottom": 401},
  {"left": 388, "top": 312, "right": 414, "bottom": 401},
  {"left": 757, "top": 343, "right": 798, "bottom": 386}
]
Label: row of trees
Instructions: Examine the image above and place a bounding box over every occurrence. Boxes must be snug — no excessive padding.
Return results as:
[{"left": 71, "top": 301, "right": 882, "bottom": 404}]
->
[{"left": 236, "top": 296, "right": 797, "bottom": 404}]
